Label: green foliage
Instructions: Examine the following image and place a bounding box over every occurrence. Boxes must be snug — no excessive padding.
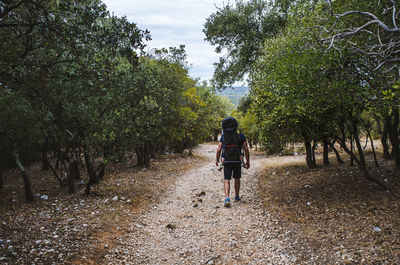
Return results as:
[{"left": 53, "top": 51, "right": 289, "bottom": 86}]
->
[
  {"left": 0, "top": 0, "right": 233, "bottom": 199},
  {"left": 223, "top": 0, "right": 395, "bottom": 161},
  {"left": 203, "top": 0, "right": 287, "bottom": 88}
]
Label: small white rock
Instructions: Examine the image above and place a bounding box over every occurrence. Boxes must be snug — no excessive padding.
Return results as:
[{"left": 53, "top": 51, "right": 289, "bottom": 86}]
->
[
  {"left": 373, "top": 227, "right": 381, "bottom": 232},
  {"left": 112, "top": 196, "right": 119, "bottom": 201},
  {"left": 40, "top": 195, "right": 49, "bottom": 200},
  {"left": 307, "top": 202, "right": 311, "bottom": 205}
]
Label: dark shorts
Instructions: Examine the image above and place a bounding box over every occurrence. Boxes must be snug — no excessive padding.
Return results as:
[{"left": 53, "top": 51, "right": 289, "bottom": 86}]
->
[{"left": 224, "top": 164, "right": 242, "bottom": 180}]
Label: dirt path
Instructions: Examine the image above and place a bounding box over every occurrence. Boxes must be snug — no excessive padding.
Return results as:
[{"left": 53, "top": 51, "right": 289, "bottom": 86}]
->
[{"left": 105, "top": 144, "right": 298, "bottom": 264}]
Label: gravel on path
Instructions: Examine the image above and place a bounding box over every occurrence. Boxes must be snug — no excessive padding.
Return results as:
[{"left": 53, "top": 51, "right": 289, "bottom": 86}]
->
[{"left": 105, "top": 144, "right": 296, "bottom": 264}]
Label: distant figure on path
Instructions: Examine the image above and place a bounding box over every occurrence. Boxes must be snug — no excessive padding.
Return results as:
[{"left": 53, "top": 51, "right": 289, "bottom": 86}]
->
[{"left": 216, "top": 117, "right": 250, "bottom": 207}]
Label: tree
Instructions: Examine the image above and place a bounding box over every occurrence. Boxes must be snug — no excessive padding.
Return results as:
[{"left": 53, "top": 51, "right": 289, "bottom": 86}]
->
[
  {"left": 250, "top": 1, "right": 388, "bottom": 187},
  {"left": 0, "top": 0, "right": 149, "bottom": 198},
  {"left": 203, "top": 0, "right": 286, "bottom": 88},
  {"left": 320, "top": 0, "right": 400, "bottom": 69},
  {"left": 317, "top": 0, "right": 400, "bottom": 172}
]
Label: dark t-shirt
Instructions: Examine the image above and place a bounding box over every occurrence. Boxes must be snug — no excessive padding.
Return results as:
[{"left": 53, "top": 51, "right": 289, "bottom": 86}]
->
[{"left": 219, "top": 133, "right": 246, "bottom": 143}]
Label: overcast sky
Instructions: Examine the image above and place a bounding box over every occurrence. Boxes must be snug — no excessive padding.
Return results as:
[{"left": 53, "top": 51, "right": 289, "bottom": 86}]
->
[{"left": 101, "top": 0, "right": 229, "bottom": 84}]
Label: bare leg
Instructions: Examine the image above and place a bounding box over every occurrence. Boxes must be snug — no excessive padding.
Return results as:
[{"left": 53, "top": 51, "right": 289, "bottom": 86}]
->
[
  {"left": 234, "top": 178, "right": 240, "bottom": 196},
  {"left": 224, "top": 180, "right": 230, "bottom": 198}
]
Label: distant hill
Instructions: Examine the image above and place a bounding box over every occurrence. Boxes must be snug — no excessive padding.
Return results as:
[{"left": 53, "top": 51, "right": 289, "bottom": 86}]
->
[{"left": 217, "top": 86, "right": 249, "bottom": 106}]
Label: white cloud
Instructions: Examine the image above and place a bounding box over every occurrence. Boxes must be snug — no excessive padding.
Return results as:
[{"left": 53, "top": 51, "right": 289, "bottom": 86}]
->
[{"left": 101, "top": 0, "right": 228, "bottom": 83}]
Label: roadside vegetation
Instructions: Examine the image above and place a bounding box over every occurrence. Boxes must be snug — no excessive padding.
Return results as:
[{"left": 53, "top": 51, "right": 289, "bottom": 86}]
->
[
  {"left": 259, "top": 151, "right": 400, "bottom": 263},
  {"left": 0, "top": 2, "right": 233, "bottom": 262},
  {"left": 2, "top": 0, "right": 400, "bottom": 263},
  {"left": 205, "top": 0, "right": 400, "bottom": 186},
  {"left": 205, "top": 0, "right": 400, "bottom": 261},
  {"left": 0, "top": 0, "right": 233, "bottom": 202}
]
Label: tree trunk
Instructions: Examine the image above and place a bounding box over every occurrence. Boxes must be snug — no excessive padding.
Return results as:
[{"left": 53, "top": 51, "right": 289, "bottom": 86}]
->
[
  {"left": 322, "top": 138, "right": 330, "bottom": 166},
  {"left": 363, "top": 134, "right": 368, "bottom": 150},
  {"left": 375, "top": 113, "right": 391, "bottom": 159},
  {"left": 55, "top": 150, "right": 60, "bottom": 169},
  {"left": 136, "top": 148, "right": 143, "bottom": 166},
  {"left": 304, "top": 138, "right": 316, "bottom": 169},
  {"left": 350, "top": 133, "right": 354, "bottom": 166},
  {"left": 137, "top": 145, "right": 151, "bottom": 166},
  {"left": 48, "top": 160, "right": 63, "bottom": 187},
  {"left": 73, "top": 158, "right": 81, "bottom": 180},
  {"left": 311, "top": 141, "right": 317, "bottom": 166},
  {"left": 96, "top": 162, "right": 105, "bottom": 181},
  {"left": 84, "top": 150, "right": 98, "bottom": 195},
  {"left": 368, "top": 131, "right": 379, "bottom": 168},
  {"left": 0, "top": 171, "right": 3, "bottom": 190},
  {"left": 353, "top": 126, "right": 367, "bottom": 170},
  {"left": 329, "top": 141, "right": 345, "bottom": 164},
  {"left": 77, "top": 150, "right": 82, "bottom": 165},
  {"left": 143, "top": 151, "right": 150, "bottom": 166},
  {"left": 41, "top": 138, "right": 50, "bottom": 171},
  {"left": 67, "top": 155, "right": 78, "bottom": 194},
  {"left": 380, "top": 115, "right": 391, "bottom": 159},
  {"left": 67, "top": 164, "right": 75, "bottom": 194},
  {"left": 381, "top": 130, "right": 391, "bottom": 159},
  {"left": 353, "top": 126, "right": 386, "bottom": 188},
  {"left": 12, "top": 144, "right": 34, "bottom": 202},
  {"left": 388, "top": 107, "right": 400, "bottom": 169},
  {"left": 336, "top": 135, "right": 386, "bottom": 189}
]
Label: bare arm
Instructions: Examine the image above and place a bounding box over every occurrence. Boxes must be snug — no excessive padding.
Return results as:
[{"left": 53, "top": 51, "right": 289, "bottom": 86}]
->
[
  {"left": 216, "top": 141, "right": 223, "bottom": 166},
  {"left": 243, "top": 141, "right": 250, "bottom": 169}
]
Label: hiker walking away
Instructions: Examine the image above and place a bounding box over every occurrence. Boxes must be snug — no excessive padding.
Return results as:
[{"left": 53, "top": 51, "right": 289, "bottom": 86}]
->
[{"left": 216, "top": 117, "right": 250, "bottom": 207}]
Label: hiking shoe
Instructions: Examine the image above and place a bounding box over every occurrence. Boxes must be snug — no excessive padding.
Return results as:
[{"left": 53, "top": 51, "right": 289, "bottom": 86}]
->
[
  {"left": 234, "top": 195, "right": 241, "bottom": 202},
  {"left": 224, "top": 197, "right": 231, "bottom": 207}
]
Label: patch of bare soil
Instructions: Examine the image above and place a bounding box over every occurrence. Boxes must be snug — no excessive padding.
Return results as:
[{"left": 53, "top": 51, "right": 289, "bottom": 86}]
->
[
  {"left": 0, "top": 151, "right": 204, "bottom": 264},
  {"left": 259, "top": 153, "right": 400, "bottom": 264},
  {"left": 104, "top": 144, "right": 295, "bottom": 264}
]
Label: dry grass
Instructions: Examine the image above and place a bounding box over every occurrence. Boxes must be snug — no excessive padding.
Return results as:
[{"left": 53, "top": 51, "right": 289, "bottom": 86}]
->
[
  {"left": 258, "top": 152, "right": 400, "bottom": 263},
  {"left": 0, "top": 152, "right": 205, "bottom": 264}
]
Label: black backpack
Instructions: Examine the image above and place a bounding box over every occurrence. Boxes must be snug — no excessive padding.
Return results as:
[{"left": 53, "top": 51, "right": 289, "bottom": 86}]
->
[{"left": 222, "top": 118, "right": 242, "bottom": 162}]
